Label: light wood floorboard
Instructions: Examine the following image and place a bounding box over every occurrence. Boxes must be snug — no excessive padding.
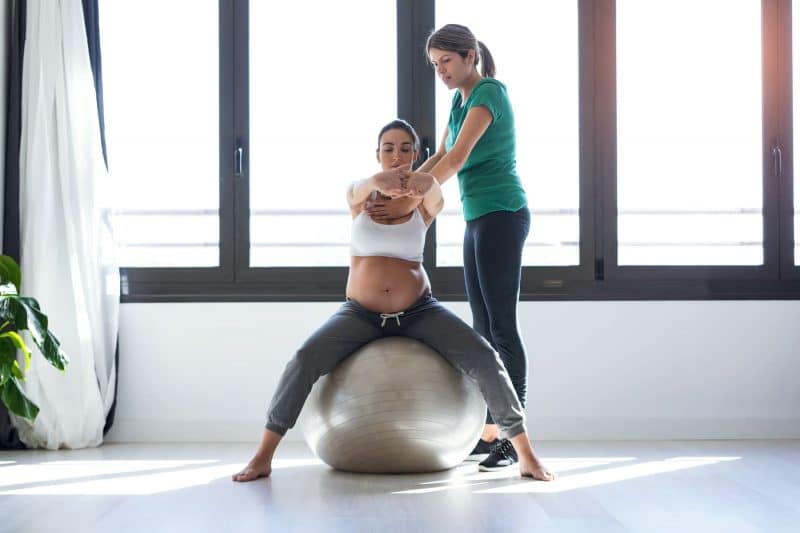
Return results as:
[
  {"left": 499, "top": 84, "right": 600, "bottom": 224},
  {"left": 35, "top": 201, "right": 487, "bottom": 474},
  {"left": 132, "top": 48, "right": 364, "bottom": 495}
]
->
[{"left": 1, "top": 440, "right": 799, "bottom": 533}]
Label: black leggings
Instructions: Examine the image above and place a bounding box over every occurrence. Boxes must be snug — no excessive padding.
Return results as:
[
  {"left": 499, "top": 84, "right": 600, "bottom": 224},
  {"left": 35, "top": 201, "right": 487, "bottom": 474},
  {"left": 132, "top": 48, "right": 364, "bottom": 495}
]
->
[{"left": 463, "top": 207, "right": 530, "bottom": 423}]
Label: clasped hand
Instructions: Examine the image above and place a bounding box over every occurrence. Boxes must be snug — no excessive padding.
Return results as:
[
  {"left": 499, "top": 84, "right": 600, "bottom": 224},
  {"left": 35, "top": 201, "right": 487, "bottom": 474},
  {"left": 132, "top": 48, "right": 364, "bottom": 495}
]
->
[{"left": 373, "top": 164, "right": 434, "bottom": 198}]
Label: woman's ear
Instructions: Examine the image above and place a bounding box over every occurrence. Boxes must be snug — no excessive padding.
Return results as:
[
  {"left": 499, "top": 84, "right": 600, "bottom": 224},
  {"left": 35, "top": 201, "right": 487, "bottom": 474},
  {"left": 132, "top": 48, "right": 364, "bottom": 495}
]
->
[
  {"left": 376, "top": 149, "right": 381, "bottom": 163},
  {"left": 467, "top": 49, "right": 476, "bottom": 64}
]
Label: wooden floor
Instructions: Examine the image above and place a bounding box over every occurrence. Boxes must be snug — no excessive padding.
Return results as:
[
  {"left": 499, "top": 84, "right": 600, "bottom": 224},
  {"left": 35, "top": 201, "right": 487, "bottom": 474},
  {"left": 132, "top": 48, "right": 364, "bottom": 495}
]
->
[{"left": 2, "top": 440, "right": 799, "bottom": 533}]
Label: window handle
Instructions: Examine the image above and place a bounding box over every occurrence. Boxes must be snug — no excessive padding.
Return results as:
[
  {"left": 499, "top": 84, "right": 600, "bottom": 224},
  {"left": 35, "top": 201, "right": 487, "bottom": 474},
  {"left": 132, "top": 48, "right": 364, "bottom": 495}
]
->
[
  {"left": 235, "top": 146, "right": 243, "bottom": 177},
  {"left": 416, "top": 138, "right": 431, "bottom": 170},
  {"left": 772, "top": 145, "right": 782, "bottom": 177}
]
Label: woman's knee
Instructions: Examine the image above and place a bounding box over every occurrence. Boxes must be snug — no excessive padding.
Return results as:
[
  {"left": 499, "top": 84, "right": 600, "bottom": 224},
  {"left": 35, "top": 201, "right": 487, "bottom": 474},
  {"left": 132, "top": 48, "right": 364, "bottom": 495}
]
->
[
  {"left": 467, "top": 349, "right": 509, "bottom": 382},
  {"left": 291, "top": 345, "right": 331, "bottom": 378}
]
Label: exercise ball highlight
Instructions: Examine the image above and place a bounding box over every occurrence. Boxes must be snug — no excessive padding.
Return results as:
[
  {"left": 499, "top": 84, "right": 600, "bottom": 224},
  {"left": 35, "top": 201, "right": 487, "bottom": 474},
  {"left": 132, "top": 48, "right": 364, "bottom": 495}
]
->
[{"left": 301, "top": 336, "right": 486, "bottom": 474}]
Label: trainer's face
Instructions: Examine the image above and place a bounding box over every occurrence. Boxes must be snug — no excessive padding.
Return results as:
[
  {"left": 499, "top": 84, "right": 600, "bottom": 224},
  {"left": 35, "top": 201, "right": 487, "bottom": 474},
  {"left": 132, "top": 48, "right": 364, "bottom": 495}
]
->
[
  {"left": 376, "top": 128, "right": 417, "bottom": 171},
  {"left": 429, "top": 47, "right": 475, "bottom": 90}
]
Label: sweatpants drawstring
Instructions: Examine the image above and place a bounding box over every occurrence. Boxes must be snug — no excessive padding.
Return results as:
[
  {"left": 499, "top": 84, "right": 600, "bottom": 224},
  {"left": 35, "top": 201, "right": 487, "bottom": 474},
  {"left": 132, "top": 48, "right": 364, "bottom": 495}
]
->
[{"left": 380, "top": 311, "right": 404, "bottom": 327}]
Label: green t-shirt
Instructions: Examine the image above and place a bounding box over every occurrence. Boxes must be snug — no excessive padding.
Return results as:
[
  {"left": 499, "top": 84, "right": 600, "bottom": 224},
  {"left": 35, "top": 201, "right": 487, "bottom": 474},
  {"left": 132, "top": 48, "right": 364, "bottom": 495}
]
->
[{"left": 445, "top": 77, "right": 527, "bottom": 221}]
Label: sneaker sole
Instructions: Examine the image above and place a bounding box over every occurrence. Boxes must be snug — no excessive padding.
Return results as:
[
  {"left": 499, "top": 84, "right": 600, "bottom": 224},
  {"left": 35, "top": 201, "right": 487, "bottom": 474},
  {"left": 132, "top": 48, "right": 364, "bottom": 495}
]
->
[
  {"left": 478, "top": 463, "right": 516, "bottom": 472},
  {"left": 466, "top": 453, "right": 490, "bottom": 462}
]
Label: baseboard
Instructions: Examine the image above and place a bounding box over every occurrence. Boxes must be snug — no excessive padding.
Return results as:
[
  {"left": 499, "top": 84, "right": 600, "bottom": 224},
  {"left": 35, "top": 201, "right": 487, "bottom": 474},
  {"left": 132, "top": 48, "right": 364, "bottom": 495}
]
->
[{"left": 104, "top": 416, "right": 800, "bottom": 443}]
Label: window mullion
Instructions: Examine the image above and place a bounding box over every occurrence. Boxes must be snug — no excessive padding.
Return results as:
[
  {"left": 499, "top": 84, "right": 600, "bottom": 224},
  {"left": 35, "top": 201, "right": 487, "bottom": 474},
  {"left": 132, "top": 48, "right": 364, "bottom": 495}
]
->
[
  {"left": 779, "top": 0, "right": 799, "bottom": 278},
  {"left": 231, "top": 0, "right": 249, "bottom": 280},
  {"left": 764, "top": 0, "right": 783, "bottom": 278}
]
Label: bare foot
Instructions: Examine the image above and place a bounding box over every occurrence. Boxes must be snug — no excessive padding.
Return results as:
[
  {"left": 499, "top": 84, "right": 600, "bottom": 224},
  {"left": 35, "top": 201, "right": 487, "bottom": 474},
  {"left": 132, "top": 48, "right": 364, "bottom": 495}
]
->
[
  {"left": 232, "top": 460, "right": 271, "bottom": 482},
  {"left": 519, "top": 458, "right": 555, "bottom": 482}
]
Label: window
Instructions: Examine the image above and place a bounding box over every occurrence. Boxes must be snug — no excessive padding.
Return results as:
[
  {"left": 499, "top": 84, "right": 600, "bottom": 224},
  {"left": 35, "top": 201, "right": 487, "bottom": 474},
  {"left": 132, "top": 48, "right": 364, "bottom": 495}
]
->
[
  {"left": 248, "top": 0, "right": 396, "bottom": 267},
  {"left": 101, "top": 0, "right": 219, "bottom": 267},
  {"left": 616, "top": 0, "right": 762, "bottom": 266},
  {"left": 104, "top": 0, "right": 800, "bottom": 301},
  {"left": 434, "top": 0, "right": 580, "bottom": 267}
]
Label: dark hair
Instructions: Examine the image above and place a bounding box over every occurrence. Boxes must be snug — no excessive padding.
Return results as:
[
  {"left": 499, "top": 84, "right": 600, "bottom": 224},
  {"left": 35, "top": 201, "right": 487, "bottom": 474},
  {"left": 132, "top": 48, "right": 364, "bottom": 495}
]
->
[
  {"left": 426, "top": 24, "right": 495, "bottom": 78},
  {"left": 377, "top": 119, "right": 421, "bottom": 152}
]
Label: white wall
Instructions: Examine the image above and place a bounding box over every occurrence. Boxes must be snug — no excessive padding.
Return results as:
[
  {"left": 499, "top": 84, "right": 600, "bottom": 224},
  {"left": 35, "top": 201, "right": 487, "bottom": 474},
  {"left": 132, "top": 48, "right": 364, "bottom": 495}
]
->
[{"left": 106, "top": 300, "right": 800, "bottom": 443}]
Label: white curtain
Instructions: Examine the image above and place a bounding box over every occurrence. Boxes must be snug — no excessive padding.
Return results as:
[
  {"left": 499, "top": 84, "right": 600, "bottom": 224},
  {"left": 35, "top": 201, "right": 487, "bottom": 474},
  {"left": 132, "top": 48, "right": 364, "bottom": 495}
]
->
[{"left": 12, "top": 0, "right": 118, "bottom": 449}]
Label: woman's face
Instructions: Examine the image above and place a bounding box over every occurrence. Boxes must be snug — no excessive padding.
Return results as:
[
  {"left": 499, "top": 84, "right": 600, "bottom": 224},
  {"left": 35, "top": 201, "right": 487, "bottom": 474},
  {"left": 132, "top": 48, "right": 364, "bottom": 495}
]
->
[
  {"left": 429, "top": 47, "right": 475, "bottom": 90},
  {"left": 376, "top": 128, "right": 417, "bottom": 171}
]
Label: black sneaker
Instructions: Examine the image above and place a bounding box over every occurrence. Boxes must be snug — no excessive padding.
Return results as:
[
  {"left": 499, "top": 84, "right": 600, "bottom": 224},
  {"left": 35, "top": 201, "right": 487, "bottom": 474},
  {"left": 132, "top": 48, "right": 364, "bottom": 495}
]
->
[
  {"left": 466, "top": 438, "right": 496, "bottom": 461},
  {"left": 478, "top": 438, "right": 518, "bottom": 471}
]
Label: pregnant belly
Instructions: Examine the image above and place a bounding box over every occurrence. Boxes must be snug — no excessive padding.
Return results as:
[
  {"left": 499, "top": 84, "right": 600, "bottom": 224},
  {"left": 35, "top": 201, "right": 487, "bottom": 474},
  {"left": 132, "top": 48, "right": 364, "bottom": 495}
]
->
[{"left": 346, "top": 256, "right": 431, "bottom": 313}]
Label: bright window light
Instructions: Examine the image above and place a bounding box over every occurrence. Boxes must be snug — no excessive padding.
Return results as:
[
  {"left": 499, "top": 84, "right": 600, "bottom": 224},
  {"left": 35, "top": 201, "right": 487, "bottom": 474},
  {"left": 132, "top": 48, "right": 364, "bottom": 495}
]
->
[
  {"left": 617, "top": 0, "right": 762, "bottom": 265},
  {"left": 0, "top": 457, "right": 322, "bottom": 496},
  {"left": 249, "top": 0, "right": 396, "bottom": 267},
  {"left": 100, "top": 0, "right": 220, "bottom": 267},
  {"left": 435, "top": 0, "right": 580, "bottom": 266},
  {"left": 475, "top": 456, "right": 740, "bottom": 494}
]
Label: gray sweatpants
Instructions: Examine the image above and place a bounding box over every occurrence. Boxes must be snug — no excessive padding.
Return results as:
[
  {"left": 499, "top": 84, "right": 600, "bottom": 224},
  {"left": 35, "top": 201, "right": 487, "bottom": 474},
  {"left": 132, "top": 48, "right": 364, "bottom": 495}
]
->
[{"left": 265, "top": 294, "right": 527, "bottom": 439}]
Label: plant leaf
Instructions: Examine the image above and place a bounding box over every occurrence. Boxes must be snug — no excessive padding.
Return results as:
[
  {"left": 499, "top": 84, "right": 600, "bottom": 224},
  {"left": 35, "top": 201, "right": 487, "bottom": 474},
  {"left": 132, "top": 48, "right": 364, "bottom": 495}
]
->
[
  {"left": 0, "top": 336, "right": 15, "bottom": 358},
  {"left": 1, "top": 376, "right": 39, "bottom": 423},
  {"left": 11, "top": 360, "right": 23, "bottom": 379},
  {"left": 0, "top": 255, "right": 21, "bottom": 293},
  {"left": 16, "top": 297, "right": 48, "bottom": 339},
  {"left": 0, "top": 338, "right": 17, "bottom": 372},
  {"left": 0, "top": 296, "right": 67, "bottom": 370},
  {"left": 0, "top": 331, "right": 32, "bottom": 373},
  {"left": 0, "top": 338, "right": 24, "bottom": 381},
  {"left": 0, "top": 282, "right": 18, "bottom": 296},
  {"left": 0, "top": 297, "right": 33, "bottom": 332},
  {"left": 0, "top": 361, "right": 11, "bottom": 387},
  {"left": 40, "top": 332, "right": 69, "bottom": 371},
  {"left": 17, "top": 296, "right": 41, "bottom": 311}
]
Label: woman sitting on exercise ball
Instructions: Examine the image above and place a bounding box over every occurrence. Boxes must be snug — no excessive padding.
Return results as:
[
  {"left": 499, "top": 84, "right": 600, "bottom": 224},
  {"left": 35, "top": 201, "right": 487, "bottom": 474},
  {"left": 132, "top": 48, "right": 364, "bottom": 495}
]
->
[{"left": 232, "top": 119, "right": 554, "bottom": 483}]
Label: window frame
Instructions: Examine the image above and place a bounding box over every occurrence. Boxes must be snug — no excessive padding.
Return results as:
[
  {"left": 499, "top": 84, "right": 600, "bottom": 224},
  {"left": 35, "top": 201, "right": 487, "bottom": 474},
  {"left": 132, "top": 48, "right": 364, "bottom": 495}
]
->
[
  {"left": 780, "top": 0, "right": 800, "bottom": 280},
  {"left": 120, "top": 0, "right": 800, "bottom": 302}
]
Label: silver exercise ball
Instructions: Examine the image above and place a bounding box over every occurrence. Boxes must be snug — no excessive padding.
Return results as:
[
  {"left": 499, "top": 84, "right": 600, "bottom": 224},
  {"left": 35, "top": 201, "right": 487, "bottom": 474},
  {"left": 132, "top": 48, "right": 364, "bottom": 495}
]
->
[{"left": 301, "top": 336, "right": 486, "bottom": 474}]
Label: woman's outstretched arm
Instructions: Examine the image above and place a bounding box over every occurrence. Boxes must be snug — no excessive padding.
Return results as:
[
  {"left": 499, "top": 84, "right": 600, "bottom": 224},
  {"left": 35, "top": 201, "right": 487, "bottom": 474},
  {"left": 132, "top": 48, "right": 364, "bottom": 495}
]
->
[
  {"left": 428, "top": 106, "right": 492, "bottom": 184},
  {"left": 346, "top": 166, "right": 408, "bottom": 217},
  {"left": 365, "top": 130, "right": 448, "bottom": 221},
  {"left": 405, "top": 171, "right": 444, "bottom": 222}
]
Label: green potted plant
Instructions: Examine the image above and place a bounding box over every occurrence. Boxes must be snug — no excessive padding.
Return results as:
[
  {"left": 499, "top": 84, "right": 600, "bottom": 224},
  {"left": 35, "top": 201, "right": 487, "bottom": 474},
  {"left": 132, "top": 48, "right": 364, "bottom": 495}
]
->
[{"left": 0, "top": 254, "right": 69, "bottom": 423}]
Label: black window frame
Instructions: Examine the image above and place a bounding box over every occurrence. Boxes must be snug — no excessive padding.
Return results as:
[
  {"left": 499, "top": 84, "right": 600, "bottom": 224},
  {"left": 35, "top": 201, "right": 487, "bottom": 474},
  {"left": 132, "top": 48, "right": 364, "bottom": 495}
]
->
[{"left": 120, "top": 0, "right": 800, "bottom": 302}]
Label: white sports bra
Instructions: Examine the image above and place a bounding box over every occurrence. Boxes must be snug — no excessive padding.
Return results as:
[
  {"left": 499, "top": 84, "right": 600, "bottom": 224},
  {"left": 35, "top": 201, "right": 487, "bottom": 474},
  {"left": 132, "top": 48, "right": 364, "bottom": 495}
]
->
[{"left": 350, "top": 209, "right": 427, "bottom": 262}]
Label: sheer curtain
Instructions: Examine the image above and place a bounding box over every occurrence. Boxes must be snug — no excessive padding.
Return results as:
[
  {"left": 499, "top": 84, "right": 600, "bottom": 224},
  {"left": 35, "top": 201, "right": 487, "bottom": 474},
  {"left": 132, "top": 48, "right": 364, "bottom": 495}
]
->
[{"left": 12, "top": 0, "right": 118, "bottom": 449}]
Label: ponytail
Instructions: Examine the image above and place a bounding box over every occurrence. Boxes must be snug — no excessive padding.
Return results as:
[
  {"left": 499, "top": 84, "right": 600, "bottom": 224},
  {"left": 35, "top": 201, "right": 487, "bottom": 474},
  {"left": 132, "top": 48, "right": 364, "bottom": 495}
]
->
[{"left": 477, "top": 41, "right": 495, "bottom": 78}]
